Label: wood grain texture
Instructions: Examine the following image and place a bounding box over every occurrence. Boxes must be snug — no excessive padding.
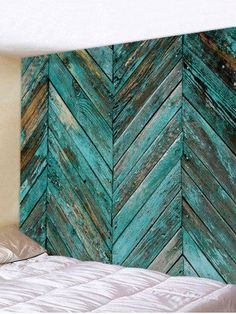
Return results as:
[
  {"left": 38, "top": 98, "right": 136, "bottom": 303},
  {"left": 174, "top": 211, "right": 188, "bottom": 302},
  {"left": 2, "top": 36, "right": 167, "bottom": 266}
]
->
[
  {"left": 182, "top": 27, "right": 236, "bottom": 283},
  {"left": 20, "top": 56, "right": 48, "bottom": 247},
  {"left": 20, "top": 27, "right": 236, "bottom": 282}
]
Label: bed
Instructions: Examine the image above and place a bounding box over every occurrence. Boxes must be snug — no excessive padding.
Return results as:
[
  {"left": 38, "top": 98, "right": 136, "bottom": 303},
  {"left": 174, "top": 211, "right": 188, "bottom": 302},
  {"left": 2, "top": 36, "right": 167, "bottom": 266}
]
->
[
  {"left": 0, "top": 252, "right": 236, "bottom": 312},
  {"left": 0, "top": 225, "right": 236, "bottom": 313}
]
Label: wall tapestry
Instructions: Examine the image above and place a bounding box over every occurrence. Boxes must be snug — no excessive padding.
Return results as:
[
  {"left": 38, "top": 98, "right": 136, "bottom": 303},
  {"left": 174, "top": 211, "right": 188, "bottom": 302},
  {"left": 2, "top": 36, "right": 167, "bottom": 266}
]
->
[{"left": 20, "top": 27, "right": 236, "bottom": 283}]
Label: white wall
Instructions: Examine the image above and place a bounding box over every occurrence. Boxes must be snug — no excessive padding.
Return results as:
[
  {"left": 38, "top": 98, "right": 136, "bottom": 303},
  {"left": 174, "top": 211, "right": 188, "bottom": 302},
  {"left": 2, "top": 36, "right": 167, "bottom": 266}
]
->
[
  {"left": 0, "top": 0, "right": 235, "bottom": 57},
  {"left": 0, "top": 55, "right": 21, "bottom": 226}
]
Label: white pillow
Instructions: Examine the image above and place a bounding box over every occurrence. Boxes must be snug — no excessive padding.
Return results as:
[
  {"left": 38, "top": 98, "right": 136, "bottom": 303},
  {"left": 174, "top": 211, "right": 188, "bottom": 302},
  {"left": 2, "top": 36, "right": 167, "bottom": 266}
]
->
[{"left": 0, "top": 224, "right": 46, "bottom": 264}]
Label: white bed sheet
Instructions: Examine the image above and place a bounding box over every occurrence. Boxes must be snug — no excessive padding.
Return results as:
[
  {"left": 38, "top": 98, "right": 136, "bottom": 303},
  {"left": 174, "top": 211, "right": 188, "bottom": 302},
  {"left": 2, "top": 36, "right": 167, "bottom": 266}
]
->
[{"left": 0, "top": 253, "right": 235, "bottom": 312}]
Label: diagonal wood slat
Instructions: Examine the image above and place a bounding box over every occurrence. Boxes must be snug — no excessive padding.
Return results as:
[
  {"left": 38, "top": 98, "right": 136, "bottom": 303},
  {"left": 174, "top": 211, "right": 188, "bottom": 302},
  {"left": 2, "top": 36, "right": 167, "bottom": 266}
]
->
[
  {"left": 182, "top": 28, "right": 236, "bottom": 283},
  {"left": 20, "top": 56, "right": 48, "bottom": 247},
  {"left": 21, "top": 27, "right": 236, "bottom": 281}
]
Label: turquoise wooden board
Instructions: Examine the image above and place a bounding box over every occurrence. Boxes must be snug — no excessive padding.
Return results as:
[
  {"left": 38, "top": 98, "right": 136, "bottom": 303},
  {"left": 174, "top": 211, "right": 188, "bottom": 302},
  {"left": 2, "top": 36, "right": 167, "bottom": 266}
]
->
[{"left": 20, "top": 27, "right": 236, "bottom": 283}]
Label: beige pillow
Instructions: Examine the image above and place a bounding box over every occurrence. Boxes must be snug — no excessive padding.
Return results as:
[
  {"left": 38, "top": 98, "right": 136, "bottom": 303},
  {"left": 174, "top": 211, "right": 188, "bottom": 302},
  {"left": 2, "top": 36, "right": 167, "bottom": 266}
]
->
[{"left": 0, "top": 225, "right": 46, "bottom": 264}]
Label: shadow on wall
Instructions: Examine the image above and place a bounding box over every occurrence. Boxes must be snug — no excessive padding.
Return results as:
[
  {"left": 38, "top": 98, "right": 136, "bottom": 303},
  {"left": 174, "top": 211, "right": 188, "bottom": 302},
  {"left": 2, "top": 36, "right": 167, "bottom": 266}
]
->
[{"left": 0, "top": 55, "right": 21, "bottom": 226}]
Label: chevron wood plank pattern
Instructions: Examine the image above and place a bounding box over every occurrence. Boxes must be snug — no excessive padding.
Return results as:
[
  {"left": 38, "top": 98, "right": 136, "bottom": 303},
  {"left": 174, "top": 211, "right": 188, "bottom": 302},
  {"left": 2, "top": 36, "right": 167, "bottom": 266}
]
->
[
  {"left": 20, "top": 27, "right": 236, "bottom": 282},
  {"left": 48, "top": 51, "right": 113, "bottom": 262},
  {"left": 20, "top": 56, "right": 48, "bottom": 247},
  {"left": 112, "top": 39, "right": 182, "bottom": 271},
  {"left": 182, "top": 28, "right": 236, "bottom": 283}
]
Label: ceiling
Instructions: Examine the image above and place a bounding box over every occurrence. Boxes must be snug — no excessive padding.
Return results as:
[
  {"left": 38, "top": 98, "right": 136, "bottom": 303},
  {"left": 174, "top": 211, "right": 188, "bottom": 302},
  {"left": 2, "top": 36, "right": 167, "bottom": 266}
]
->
[{"left": 0, "top": 0, "right": 235, "bottom": 57}]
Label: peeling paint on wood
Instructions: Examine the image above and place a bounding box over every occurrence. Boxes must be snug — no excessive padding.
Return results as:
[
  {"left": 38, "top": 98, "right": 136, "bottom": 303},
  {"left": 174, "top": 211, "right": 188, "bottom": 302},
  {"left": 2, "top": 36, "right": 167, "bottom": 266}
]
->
[{"left": 20, "top": 27, "right": 236, "bottom": 283}]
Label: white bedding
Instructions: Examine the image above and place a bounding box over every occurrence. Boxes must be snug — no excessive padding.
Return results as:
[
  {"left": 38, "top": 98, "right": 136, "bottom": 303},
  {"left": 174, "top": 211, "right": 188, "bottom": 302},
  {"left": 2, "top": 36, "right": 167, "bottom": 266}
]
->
[{"left": 0, "top": 253, "right": 235, "bottom": 312}]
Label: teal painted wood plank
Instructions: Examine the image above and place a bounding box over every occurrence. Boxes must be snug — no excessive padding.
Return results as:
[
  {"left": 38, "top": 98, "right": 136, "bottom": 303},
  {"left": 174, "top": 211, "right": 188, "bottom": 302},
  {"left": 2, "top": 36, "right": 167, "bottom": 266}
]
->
[
  {"left": 48, "top": 156, "right": 111, "bottom": 262},
  {"left": 183, "top": 230, "right": 224, "bottom": 282},
  {"left": 114, "top": 84, "right": 182, "bottom": 193},
  {"left": 122, "top": 192, "right": 182, "bottom": 268},
  {"left": 183, "top": 100, "right": 236, "bottom": 201},
  {"left": 114, "top": 36, "right": 182, "bottom": 139},
  {"left": 48, "top": 129, "right": 112, "bottom": 249},
  {"left": 47, "top": 220, "right": 73, "bottom": 257},
  {"left": 49, "top": 83, "right": 112, "bottom": 197},
  {"left": 168, "top": 256, "right": 184, "bottom": 276},
  {"left": 114, "top": 61, "right": 182, "bottom": 164},
  {"left": 113, "top": 135, "right": 183, "bottom": 241},
  {"left": 49, "top": 107, "right": 112, "bottom": 226},
  {"left": 183, "top": 201, "right": 236, "bottom": 283},
  {"left": 87, "top": 46, "right": 113, "bottom": 80},
  {"left": 21, "top": 118, "right": 47, "bottom": 202},
  {"left": 58, "top": 50, "right": 113, "bottom": 126},
  {"left": 113, "top": 39, "right": 159, "bottom": 90},
  {"left": 183, "top": 258, "right": 199, "bottom": 277},
  {"left": 21, "top": 57, "right": 48, "bottom": 113},
  {"left": 113, "top": 36, "right": 181, "bottom": 120},
  {"left": 47, "top": 191, "right": 91, "bottom": 260},
  {"left": 22, "top": 56, "right": 48, "bottom": 98},
  {"left": 183, "top": 67, "right": 236, "bottom": 153},
  {"left": 113, "top": 162, "right": 181, "bottom": 264},
  {"left": 183, "top": 170, "right": 236, "bottom": 263},
  {"left": 184, "top": 28, "right": 236, "bottom": 92},
  {"left": 20, "top": 167, "right": 48, "bottom": 226},
  {"left": 114, "top": 111, "right": 181, "bottom": 215},
  {"left": 21, "top": 82, "right": 48, "bottom": 148},
  {"left": 149, "top": 229, "right": 182, "bottom": 272},
  {"left": 183, "top": 144, "right": 236, "bottom": 231},
  {"left": 184, "top": 45, "right": 236, "bottom": 127},
  {"left": 49, "top": 54, "right": 112, "bottom": 168},
  {"left": 22, "top": 57, "right": 34, "bottom": 76},
  {"left": 113, "top": 41, "right": 142, "bottom": 76},
  {"left": 20, "top": 193, "right": 47, "bottom": 247}
]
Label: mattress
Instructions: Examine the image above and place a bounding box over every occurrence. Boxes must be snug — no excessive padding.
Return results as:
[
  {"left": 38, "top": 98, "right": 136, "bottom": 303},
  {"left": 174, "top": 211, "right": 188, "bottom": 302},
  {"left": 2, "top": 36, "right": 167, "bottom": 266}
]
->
[{"left": 0, "top": 253, "right": 235, "bottom": 312}]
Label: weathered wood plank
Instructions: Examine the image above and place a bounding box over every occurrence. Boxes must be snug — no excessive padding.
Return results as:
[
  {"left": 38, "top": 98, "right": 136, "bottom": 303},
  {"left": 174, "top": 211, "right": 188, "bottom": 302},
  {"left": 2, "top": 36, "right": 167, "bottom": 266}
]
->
[
  {"left": 183, "top": 257, "right": 199, "bottom": 277},
  {"left": 47, "top": 220, "right": 73, "bottom": 257},
  {"left": 183, "top": 229, "right": 224, "bottom": 282},
  {"left": 20, "top": 193, "right": 47, "bottom": 247},
  {"left": 21, "top": 114, "right": 47, "bottom": 201},
  {"left": 88, "top": 46, "right": 113, "bottom": 80},
  {"left": 21, "top": 57, "right": 48, "bottom": 113},
  {"left": 183, "top": 170, "right": 236, "bottom": 263},
  {"left": 114, "top": 85, "right": 182, "bottom": 192},
  {"left": 48, "top": 129, "right": 112, "bottom": 248},
  {"left": 149, "top": 229, "right": 182, "bottom": 272},
  {"left": 122, "top": 192, "right": 181, "bottom": 268},
  {"left": 48, "top": 155, "right": 111, "bottom": 262},
  {"left": 114, "top": 61, "right": 182, "bottom": 164},
  {"left": 114, "top": 36, "right": 182, "bottom": 139},
  {"left": 114, "top": 111, "right": 181, "bottom": 215},
  {"left": 22, "top": 57, "right": 34, "bottom": 76},
  {"left": 168, "top": 256, "right": 184, "bottom": 276},
  {"left": 183, "top": 100, "right": 236, "bottom": 201},
  {"left": 50, "top": 54, "right": 112, "bottom": 168},
  {"left": 49, "top": 83, "right": 112, "bottom": 197},
  {"left": 183, "top": 68, "right": 236, "bottom": 153},
  {"left": 184, "top": 45, "right": 236, "bottom": 127},
  {"left": 58, "top": 50, "right": 113, "bottom": 126},
  {"left": 113, "top": 162, "right": 181, "bottom": 264},
  {"left": 21, "top": 82, "right": 48, "bottom": 148},
  {"left": 20, "top": 167, "right": 47, "bottom": 225},
  {"left": 49, "top": 107, "right": 111, "bottom": 226},
  {"left": 47, "top": 191, "right": 91, "bottom": 260},
  {"left": 183, "top": 200, "right": 236, "bottom": 283},
  {"left": 184, "top": 28, "right": 236, "bottom": 92},
  {"left": 113, "top": 135, "right": 182, "bottom": 240},
  {"left": 114, "top": 40, "right": 158, "bottom": 90},
  {"left": 183, "top": 144, "right": 236, "bottom": 231}
]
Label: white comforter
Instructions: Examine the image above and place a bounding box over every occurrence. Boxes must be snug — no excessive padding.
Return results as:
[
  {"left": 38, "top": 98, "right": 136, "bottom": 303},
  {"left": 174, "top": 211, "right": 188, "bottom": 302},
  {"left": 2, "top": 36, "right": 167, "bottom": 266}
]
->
[{"left": 0, "top": 253, "right": 235, "bottom": 312}]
